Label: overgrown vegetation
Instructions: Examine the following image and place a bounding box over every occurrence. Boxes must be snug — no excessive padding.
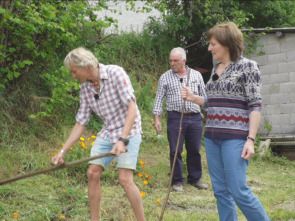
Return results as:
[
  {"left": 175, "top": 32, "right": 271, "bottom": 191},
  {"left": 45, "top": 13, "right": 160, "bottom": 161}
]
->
[{"left": 1, "top": 0, "right": 295, "bottom": 220}]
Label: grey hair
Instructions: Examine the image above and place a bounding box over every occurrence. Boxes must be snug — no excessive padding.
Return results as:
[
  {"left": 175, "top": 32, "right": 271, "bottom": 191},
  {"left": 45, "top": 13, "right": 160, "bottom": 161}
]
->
[
  {"left": 64, "top": 47, "right": 99, "bottom": 70},
  {"left": 170, "top": 47, "right": 186, "bottom": 60}
]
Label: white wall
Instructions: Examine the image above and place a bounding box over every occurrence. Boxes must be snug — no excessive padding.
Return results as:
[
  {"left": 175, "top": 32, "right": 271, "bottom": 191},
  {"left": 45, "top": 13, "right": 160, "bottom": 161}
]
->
[
  {"left": 248, "top": 32, "right": 295, "bottom": 136},
  {"left": 93, "top": 1, "right": 162, "bottom": 33}
]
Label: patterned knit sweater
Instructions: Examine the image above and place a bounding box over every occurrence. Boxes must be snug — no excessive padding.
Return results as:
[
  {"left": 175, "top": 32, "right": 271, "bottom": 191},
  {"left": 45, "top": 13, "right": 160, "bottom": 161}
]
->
[{"left": 204, "top": 56, "right": 262, "bottom": 140}]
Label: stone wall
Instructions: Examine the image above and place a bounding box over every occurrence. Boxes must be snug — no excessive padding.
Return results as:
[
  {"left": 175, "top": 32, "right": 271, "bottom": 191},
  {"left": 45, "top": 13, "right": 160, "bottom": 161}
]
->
[{"left": 248, "top": 30, "right": 295, "bottom": 136}]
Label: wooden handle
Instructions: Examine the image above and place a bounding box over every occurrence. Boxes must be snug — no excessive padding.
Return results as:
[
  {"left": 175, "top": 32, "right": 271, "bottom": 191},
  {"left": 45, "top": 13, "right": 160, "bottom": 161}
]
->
[{"left": 0, "top": 152, "right": 114, "bottom": 185}]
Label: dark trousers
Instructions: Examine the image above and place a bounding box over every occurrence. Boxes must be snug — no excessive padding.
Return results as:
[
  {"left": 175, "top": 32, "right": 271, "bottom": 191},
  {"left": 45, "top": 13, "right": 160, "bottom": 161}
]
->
[{"left": 167, "top": 111, "right": 203, "bottom": 185}]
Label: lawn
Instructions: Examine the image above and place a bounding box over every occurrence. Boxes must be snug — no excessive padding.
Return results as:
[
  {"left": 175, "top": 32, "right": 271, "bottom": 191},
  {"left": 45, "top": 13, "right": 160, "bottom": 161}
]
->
[{"left": 1, "top": 119, "right": 295, "bottom": 220}]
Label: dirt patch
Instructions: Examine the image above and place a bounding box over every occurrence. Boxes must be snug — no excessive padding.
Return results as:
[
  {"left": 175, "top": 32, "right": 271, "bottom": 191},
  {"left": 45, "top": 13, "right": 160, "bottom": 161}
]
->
[{"left": 274, "top": 200, "right": 295, "bottom": 212}]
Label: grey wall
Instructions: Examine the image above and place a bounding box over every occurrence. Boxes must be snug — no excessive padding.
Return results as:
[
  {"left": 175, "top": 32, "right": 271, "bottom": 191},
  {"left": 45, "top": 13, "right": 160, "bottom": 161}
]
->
[{"left": 248, "top": 32, "right": 295, "bottom": 136}]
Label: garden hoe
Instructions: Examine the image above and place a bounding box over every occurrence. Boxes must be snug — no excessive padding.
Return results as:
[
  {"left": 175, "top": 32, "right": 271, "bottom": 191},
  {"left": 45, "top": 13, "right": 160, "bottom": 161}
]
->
[
  {"left": 0, "top": 152, "right": 115, "bottom": 185},
  {"left": 159, "top": 70, "right": 191, "bottom": 221}
]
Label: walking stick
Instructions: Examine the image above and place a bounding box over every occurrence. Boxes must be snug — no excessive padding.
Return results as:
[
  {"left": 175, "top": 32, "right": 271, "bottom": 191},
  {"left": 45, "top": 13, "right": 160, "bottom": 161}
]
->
[
  {"left": 0, "top": 152, "right": 115, "bottom": 186},
  {"left": 159, "top": 70, "right": 191, "bottom": 221}
]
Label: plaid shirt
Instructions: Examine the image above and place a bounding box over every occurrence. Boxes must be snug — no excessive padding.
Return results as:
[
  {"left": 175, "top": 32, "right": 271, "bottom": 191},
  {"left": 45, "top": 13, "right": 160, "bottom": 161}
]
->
[
  {"left": 153, "top": 67, "right": 206, "bottom": 115},
  {"left": 75, "top": 64, "right": 142, "bottom": 144}
]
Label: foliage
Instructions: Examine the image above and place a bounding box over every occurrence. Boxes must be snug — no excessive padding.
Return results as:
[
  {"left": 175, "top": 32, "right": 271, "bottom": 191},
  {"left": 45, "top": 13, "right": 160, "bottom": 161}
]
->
[
  {"left": 238, "top": 0, "right": 295, "bottom": 28},
  {"left": 243, "top": 31, "right": 266, "bottom": 57},
  {"left": 0, "top": 0, "right": 117, "bottom": 118},
  {"left": 264, "top": 120, "right": 273, "bottom": 136},
  {"left": 29, "top": 66, "right": 81, "bottom": 118},
  {"left": 0, "top": 0, "right": 109, "bottom": 87},
  {"left": 95, "top": 28, "right": 175, "bottom": 79},
  {"left": 0, "top": 0, "right": 171, "bottom": 119},
  {"left": 145, "top": 0, "right": 295, "bottom": 62}
]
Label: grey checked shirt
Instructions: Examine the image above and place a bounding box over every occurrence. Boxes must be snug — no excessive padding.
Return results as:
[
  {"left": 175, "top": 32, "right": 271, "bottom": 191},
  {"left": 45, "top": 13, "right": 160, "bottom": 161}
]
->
[{"left": 153, "top": 67, "right": 206, "bottom": 115}]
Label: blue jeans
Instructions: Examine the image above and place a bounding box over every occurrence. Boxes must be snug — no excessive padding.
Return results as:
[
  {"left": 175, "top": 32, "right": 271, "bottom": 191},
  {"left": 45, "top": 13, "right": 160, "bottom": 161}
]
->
[{"left": 204, "top": 138, "right": 270, "bottom": 221}]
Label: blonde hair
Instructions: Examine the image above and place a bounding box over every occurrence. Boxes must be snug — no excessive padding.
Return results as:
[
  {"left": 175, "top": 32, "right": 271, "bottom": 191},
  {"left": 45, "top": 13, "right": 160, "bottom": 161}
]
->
[
  {"left": 207, "top": 22, "right": 244, "bottom": 61},
  {"left": 64, "top": 47, "right": 99, "bottom": 69}
]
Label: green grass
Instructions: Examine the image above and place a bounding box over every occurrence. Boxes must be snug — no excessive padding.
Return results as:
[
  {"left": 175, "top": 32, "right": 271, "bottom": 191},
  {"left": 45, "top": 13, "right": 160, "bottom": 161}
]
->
[{"left": 1, "top": 111, "right": 295, "bottom": 221}]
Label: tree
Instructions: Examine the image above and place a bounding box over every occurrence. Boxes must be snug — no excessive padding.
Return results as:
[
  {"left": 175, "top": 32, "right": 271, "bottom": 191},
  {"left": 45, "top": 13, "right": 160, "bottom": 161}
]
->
[
  {"left": 0, "top": 0, "right": 118, "bottom": 89},
  {"left": 145, "top": 0, "right": 295, "bottom": 79}
]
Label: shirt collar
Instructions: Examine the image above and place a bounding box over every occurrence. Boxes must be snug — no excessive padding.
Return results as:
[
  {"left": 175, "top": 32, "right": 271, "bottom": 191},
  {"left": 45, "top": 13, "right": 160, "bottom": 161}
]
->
[
  {"left": 83, "top": 63, "right": 108, "bottom": 89},
  {"left": 98, "top": 63, "right": 108, "bottom": 80},
  {"left": 171, "top": 65, "right": 190, "bottom": 77}
]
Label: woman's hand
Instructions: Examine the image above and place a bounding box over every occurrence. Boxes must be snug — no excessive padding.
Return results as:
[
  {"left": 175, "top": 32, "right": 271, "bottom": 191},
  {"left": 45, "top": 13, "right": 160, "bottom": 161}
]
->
[{"left": 241, "top": 140, "right": 255, "bottom": 159}]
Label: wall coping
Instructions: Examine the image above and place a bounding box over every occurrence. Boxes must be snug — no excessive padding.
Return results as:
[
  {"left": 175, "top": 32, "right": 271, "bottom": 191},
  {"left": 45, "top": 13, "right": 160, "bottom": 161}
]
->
[{"left": 242, "top": 27, "right": 295, "bottom": 33}]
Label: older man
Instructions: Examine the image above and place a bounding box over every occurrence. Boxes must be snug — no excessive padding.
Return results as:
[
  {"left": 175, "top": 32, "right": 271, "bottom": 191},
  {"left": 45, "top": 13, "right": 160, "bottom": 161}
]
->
[
  {"left": 52, "top": 47, "right": 145, "bottom": 221},
  {"left": 153, "top": 47, "right": 208, "bottom": 192}
]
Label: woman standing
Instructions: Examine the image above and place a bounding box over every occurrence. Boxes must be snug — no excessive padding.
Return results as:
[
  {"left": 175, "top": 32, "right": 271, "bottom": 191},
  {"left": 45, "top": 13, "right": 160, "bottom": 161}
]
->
[{"left": 181, "top": 22, "right": 270, "bottom": 221}]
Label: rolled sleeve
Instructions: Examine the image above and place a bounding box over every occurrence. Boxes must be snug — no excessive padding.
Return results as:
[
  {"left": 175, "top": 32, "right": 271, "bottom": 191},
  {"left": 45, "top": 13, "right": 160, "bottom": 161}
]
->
[
  {"left": 197, "top": 73, "right": 207, "bottom": 108},
  {"left": 75, "top": 86, "right": 92, "bottom": 125},
  {"left": 153, "top": 75, "right": 166, "bottom": 115}
]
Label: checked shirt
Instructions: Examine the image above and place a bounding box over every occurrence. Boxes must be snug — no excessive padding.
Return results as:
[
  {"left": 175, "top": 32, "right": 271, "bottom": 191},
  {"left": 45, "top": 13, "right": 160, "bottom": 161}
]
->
[
  {"left": 153, "top": 67, "right": 206, "bottom": 115},
  {"left": 75, "top": 63, "right": 142, "bottom": 144}
]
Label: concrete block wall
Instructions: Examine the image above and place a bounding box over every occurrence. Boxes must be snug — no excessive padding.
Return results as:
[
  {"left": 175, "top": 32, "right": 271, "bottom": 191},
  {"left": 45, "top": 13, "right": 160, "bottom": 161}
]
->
[{"left": 248, "top": 32, "right": 295, "bottom": 136}]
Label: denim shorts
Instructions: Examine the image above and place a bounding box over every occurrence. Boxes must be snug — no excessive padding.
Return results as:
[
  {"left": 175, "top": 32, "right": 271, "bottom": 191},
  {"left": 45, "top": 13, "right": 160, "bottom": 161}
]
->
[{"left": 89, "top": 134, "right": 142, "bottom": 170}]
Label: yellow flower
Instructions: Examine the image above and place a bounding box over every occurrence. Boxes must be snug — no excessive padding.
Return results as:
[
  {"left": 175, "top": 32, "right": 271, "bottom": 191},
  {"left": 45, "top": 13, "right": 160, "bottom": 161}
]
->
[
  {"left": 139, "top": 160, "right": 144, "bottom": 165},
  {"left": 90, "top": 142, "right": 95, "bottom": 146},
  {"left": 59, "top": 215, "right": 66, "bottom": 219},
  {"left": 140, "top": 191, "right": 146, "bottom": 197},
  {"left": 80, "top": 137, "right": 85, "bottom": 141},
  {"left": 156, "top": 199, "right": 161, "bottom": 205},
  {"left": 143, "top": 180, "right": 148, "bottom": 185},
  {"left": 147, "top": 175, "right": 152, "bottom": 179},
  {"left": 141, "top": 165, "right": 146, "bottom": 169},
  {"left": 70, "top": 147, "right": 73, "bottom": 150},
  {"left": 13, "top": 212, "right": 19, "bottom": 218},
  {"left": 91, "top": 135, "right": 97, "bottom": 139},
  {"left": 80, "top": 142, "right": 86, "bottom": 147},
  {"left": 62, "top": 190, "right": 66, "bottom": 193},
  {"left": 137, "top": 172, "right": 143, "bottom": 178},
  {"left": 87, "top": 137, "right": 91, "bottom": 142},
  {"left": 51, "top": 152, "right": 56, "bottom": 156}
]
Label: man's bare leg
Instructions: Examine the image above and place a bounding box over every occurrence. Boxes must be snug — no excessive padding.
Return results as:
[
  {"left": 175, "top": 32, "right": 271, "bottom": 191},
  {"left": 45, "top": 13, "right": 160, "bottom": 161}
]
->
[
  {"left": 118, "top": 168, "right": 145, "bottom": 221},
  {"left": 87, "top": 164, "right": 104, "bottom": 221}
]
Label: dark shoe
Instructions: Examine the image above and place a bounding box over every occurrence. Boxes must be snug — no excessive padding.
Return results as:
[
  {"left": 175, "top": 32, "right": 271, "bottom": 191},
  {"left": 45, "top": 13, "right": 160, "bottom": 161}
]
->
[
  {"left": 172, "top": 184, "right": 183, "bottom": 192},
  {"left": 190, "top": 180, "right": 209, "bottom": 190}
]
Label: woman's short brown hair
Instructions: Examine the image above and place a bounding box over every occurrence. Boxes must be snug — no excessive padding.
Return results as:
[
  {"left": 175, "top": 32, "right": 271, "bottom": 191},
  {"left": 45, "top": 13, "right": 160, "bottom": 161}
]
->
[{"left": 207, "top": 22, "right": 244, "bottom": 62}]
